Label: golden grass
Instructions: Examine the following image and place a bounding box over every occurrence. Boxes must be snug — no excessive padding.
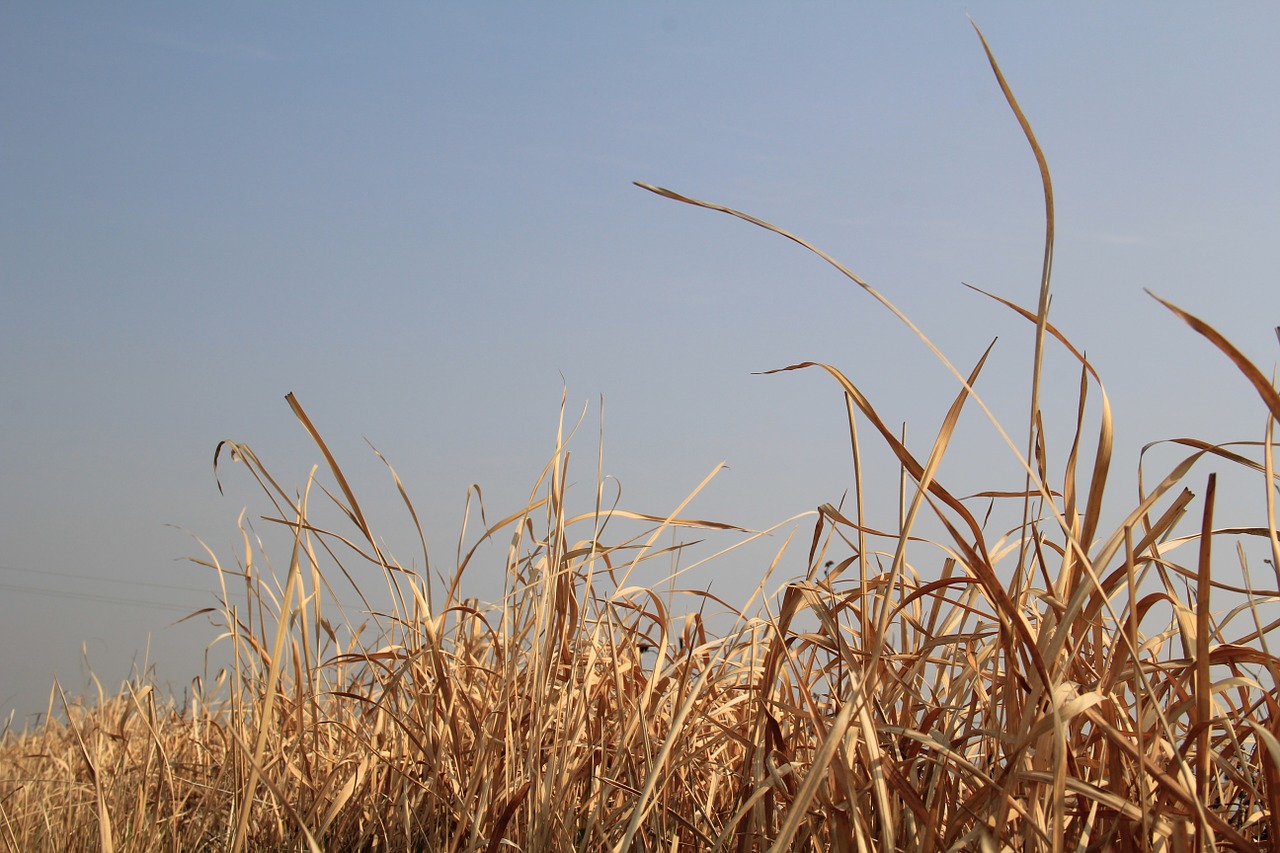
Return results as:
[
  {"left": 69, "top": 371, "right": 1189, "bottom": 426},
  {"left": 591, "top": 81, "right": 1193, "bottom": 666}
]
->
[{"left": 3, "top": 26, "right": 1279, "bottom": 852}]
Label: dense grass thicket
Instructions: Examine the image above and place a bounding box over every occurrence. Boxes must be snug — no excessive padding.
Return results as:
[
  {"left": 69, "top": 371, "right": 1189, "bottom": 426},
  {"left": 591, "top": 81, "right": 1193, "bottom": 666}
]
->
[{"left": 4, "top": 28, "right": 1279, "bottom": 851}]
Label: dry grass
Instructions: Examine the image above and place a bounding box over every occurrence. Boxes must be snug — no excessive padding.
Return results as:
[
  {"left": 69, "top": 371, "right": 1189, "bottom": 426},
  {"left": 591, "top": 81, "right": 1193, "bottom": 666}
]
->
[{"left": 3, "top": 26, "right": 1280, "bottom": 852}]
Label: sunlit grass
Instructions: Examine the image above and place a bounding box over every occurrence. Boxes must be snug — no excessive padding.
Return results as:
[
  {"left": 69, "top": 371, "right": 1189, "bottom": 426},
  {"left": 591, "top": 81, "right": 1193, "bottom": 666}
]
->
[{"left": 2, "top": 25, "right": 1279, "bottom": 851}]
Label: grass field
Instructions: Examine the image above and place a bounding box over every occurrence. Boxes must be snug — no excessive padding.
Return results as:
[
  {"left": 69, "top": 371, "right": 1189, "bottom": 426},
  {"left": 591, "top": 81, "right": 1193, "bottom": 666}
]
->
[{"left": 3, "top": 29, "right": 1279, "bottom": 852}]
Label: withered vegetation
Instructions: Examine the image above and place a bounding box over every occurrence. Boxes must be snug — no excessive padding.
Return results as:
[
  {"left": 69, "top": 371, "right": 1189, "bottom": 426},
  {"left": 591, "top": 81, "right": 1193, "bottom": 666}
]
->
[{"left": 3, "top": 26, "right": 1278, "bottom": 852}]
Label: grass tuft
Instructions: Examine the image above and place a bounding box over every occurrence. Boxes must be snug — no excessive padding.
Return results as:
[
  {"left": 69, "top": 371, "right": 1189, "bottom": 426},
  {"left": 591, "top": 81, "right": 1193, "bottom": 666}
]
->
[{"left": 3, "top": 27, "right": 1279, "bottom": 851}]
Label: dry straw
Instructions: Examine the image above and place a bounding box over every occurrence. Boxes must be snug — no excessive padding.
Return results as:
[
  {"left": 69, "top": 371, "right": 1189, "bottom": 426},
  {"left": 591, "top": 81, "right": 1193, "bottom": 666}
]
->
[{"left": 3, "top": 24, "right": 1279, "bottom": 851}]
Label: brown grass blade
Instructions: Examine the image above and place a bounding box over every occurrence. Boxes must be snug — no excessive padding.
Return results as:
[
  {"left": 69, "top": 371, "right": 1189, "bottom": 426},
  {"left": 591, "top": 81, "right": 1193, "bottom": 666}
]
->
[
  {"left": 1196, "top": 473, "right": 1216, "bottom": 839},
  {"left": 971, "top": 21, "right": 1056, "bottom": 604},
  {"left": 230, "top": 476, "right": 313, "bottom": 853},
  {"left": 285, "top": 392, "right": 384, "bottom": 561},
  {"left": 1149, "top": 291, "right": 1280, "bottom": 423}
]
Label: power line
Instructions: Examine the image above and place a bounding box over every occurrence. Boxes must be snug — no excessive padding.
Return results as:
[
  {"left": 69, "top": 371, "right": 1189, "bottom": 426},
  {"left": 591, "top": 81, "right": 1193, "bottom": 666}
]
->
[
  {"left": 0, "top": 563, "right": 226, "bottom": 614},
  {"left": 0, "top": 580, "right": 207, "bottom": 614},
  {"left": 0, "top": 563, "right": 211, "bottom": 596}
]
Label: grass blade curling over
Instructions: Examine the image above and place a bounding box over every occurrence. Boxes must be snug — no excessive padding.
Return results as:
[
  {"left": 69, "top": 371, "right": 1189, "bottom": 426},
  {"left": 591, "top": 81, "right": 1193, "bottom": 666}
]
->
[{"left": 2, "top": 24, "right": 1280, "bottom": 852}]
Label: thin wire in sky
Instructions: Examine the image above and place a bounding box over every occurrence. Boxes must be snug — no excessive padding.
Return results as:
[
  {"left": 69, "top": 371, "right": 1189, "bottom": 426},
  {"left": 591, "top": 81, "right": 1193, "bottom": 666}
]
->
[{"left": 0, "top": 564, "right": 210, "bottom": 613}]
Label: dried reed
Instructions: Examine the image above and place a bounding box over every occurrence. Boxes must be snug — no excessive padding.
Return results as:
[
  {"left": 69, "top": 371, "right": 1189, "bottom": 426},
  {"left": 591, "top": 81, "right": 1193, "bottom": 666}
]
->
[{"left": 2, "top": 26, "right": 1278, "bottom": 852}]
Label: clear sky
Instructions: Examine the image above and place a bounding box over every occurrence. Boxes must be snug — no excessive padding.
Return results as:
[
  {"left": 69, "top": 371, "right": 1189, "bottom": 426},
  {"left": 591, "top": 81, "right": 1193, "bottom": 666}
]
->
[{"left": 3, "top": 4, "right": 1278, "bottom": 724}]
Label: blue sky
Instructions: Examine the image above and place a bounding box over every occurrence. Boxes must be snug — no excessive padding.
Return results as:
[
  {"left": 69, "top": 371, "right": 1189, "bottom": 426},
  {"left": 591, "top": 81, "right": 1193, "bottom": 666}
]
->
[{"left": 3, "top": 4, "right": 1278, "bottom": 723}]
